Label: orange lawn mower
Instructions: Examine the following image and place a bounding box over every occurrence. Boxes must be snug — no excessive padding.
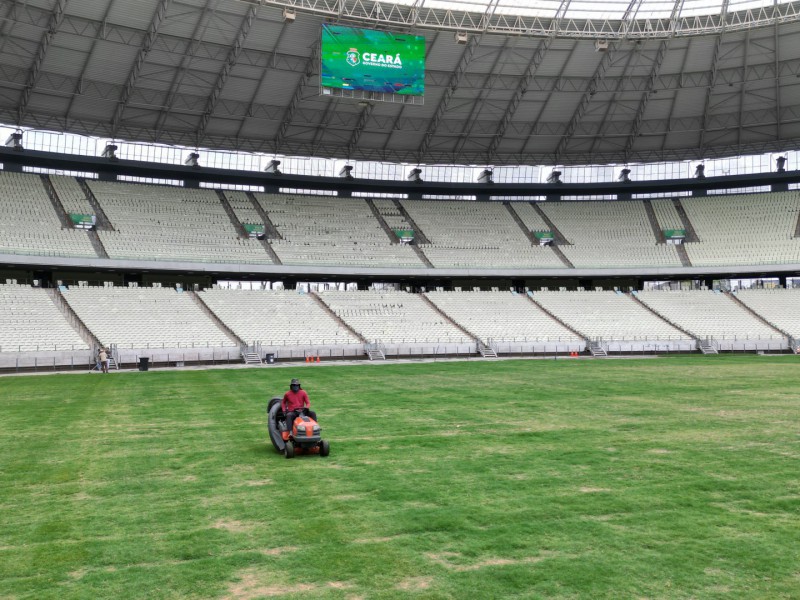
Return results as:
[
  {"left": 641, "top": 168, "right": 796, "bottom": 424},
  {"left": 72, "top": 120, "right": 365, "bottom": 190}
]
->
[{"left": 267, "top": 397, "right": 330, "bottom": 459}]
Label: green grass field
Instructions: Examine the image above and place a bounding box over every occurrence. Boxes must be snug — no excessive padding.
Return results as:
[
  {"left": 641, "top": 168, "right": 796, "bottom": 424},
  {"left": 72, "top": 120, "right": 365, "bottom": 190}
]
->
[{"left": 1, "top": 355, "right": 799, "bottom": 599}]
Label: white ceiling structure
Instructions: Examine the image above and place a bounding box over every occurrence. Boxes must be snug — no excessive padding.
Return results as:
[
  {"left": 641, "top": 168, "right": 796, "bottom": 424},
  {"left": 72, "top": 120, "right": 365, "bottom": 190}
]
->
[{"left": 1, "top": 0, "right": 800, "bottom": 166}]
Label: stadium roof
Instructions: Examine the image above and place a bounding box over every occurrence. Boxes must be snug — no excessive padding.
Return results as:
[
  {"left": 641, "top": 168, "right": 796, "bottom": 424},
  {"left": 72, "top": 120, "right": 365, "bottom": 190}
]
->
[{"left": 1, "top": 0, "right": 800, "bottom": 167}]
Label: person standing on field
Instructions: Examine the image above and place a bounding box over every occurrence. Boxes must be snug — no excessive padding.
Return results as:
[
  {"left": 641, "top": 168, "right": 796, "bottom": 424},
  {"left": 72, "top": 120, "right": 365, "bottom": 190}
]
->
[{"left": 98, "top": 347, "right": 109, "bottom": 373}]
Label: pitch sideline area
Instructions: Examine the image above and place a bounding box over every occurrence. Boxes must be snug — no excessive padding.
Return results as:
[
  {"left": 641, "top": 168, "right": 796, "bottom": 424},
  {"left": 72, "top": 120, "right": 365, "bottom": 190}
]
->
[{"left": 1, "top": 356, "right": 798, "bottom": 599}]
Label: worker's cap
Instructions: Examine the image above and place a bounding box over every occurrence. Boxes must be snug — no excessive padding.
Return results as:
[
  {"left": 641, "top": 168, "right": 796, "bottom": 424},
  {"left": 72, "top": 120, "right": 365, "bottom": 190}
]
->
[{"left": 290, "top": 378, "right": 301, "bottom": 387}]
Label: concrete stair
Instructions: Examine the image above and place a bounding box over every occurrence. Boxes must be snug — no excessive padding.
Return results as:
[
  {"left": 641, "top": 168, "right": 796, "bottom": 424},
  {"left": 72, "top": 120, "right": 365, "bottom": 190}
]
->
[
  {"left": 697, "top": 339, "right": 718, "bottom": 354},
  {"left": 588, "top": 341, "right": 607, "bottom": 357}
]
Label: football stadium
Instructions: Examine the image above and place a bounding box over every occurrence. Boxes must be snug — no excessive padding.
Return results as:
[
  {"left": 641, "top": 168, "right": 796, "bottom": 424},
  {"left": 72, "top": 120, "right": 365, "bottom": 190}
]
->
[{"left": 0, "top": 0, "right": 799, "bottom": 598}]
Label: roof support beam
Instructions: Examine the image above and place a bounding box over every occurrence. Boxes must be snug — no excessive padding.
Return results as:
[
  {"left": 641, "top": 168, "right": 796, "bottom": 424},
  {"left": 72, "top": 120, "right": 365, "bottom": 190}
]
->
[
  {"left": 64, "top": 0, "right": 117, "bottom": 127},
  {"left": 416, "top": 35, "right": 479, "bottom": 161},
  {"left": 660, "top": 37, "right": 693, "bottom": 153},
  {"left": 233, "top": 23, "right": 288, "bottom": 141},
  {"left": 518, "top": 40, "right": 579, "bottom": 157},
  {"left": 486, "top": 33, "right": 555, "bottom": 162},
  {"left": 110, "top": 0, "right": 172, "bottom": 137},
  {"left": 196, "top": 2, "right": 258, "bottom": 146},
  {"left": 225, "top": 0, "right": 800, "bottom": 39},
  {"left": 737, "top": 28, "right": 750, "bottom": 147},
  {"left": 416, "top": 0, "right": 499, "bottom": 161},
  {"left": 346, "top": 102, "right": 375, "bottom": 160},
  {"left": 17, "top": 0, "right": 69, "bottom": 124},
  {"left": 273, "top": 40, "right": 320, "bottom": 154},
  {"left": 699, "top": 0, "right": 730, "bottom": 154},
  {"left": 452, "top": 38, "right": 511, "bottom": 159},
  {"left": 553, "top": 0, "right": 640, "bottom": 163},
  {"left": 589, "top": 40, "right": 640, "bottom": 155},
  {"left": 622, "top": 0, "right": 683, "bottom": 161},
  {"left": 153, "top": 0, "right": 217, "bottom": 140},
  {"left": 774, "top": 9, "right": 781, "bottom": 143}
]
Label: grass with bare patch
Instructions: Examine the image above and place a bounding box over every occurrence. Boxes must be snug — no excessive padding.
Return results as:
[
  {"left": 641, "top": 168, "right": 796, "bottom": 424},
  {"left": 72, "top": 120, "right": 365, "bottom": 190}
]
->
[{"left": 1, "top": 355, "right": 799, "bottom": 599}]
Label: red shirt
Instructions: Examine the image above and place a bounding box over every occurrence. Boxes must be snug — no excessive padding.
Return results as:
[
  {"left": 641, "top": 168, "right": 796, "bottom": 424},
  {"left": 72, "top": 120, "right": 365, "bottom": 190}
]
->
[{"left": 282, "top": 389, "right": 309, "bottom": 412}]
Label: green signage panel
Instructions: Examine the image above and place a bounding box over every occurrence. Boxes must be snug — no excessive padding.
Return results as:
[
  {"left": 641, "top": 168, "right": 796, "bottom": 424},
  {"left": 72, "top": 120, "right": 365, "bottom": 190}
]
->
[{"left": 321, "top": 24, "right": 426, "bottom": 96}]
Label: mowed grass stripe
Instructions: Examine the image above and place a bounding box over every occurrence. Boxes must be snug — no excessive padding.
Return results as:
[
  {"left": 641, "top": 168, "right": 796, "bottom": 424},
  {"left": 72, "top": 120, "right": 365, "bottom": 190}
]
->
[{"left": 0, "top": 355, "right": 798, "bottom": 599}]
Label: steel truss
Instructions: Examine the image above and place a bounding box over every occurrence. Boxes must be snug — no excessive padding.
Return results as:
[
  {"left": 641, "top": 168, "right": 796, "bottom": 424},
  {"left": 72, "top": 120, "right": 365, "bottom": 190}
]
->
[{"left": 240, "top": 0, "right": 800, "bottom": 39}]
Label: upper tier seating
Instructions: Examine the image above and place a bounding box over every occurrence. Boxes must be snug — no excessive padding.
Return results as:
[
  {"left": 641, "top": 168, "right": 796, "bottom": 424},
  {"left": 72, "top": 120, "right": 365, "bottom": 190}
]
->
[
  {"left": 401, "top": 200, "right": 565, "bottom": 268},
  {"left": 1, "top": 175, "right": 799, "bottom": 271},
  {"left": 222, "top": 191, "right": 264, "bottom": 231},
  {"left": 636, "top": 290, "right": 783, "bottom": 340},
  {"left": 372, "top": 198, "right": 414, "bottom": 233},
  {"left": 199, "top": 288, "right": 361, "bottom": 346},
  {"left": 88, "top": 181, "right": 273, "bottom": 264},
  {"left": 50, "top": 175, "right": 94, "bottom": 217},
  {"left": 531, "top": 290, "right": 691, "bottom": 341},
  {"left": 538, "top": 200, "right": 683, "bottom": 268},
  {"left": 733, "top": 288, "right": 800, "bottom": 338},
  {"left": 681, "top": 193, "right": 800, "bottom": 266},
  {"left": 424, "top": 290, "right": 580, "bottom": 343},
  {"left": 0, "top": 283, "right": 88, "bottom": 352},
  {"left": 256, "top": 194, "right": 423, "bottom": 267},
  {"left": 650, "top": 199, "right": 684, "bottom": 232},
  {"left": 61, "top": 285, "right": 235, "bottom": 349},
  {"left": 509, "top": 202, "right": 553, "bottom": 233},
  {"left": 318, "top": 290, "right": 469, "bottom": 344},
  {"left": 0, "top": 172, "right": 97, "bottom": 258}
]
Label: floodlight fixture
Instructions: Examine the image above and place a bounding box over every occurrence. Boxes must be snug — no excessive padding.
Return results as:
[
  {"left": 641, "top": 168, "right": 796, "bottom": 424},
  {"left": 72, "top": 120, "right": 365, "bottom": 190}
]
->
[
  {"left": 339, "top": 165, "right": 354, "bottom": 179},
  {"left": 546, "top": 170, "right": 562, "bottom": 184},
  {"left": 282, "top": 8, "right": 296, "bottom": 22},
  {"left": 184, "top": 152, "right": 200, "bottom": 167},
  {"left": 618, "top": 168, "right": 631, "bottom": 183},
  {"left": 477, "top": 169, "right": 493, "bottom": 184},
  {"left": 101, "top": 144, "right": 118, "bottom": 160},
  {"left": 595, "top": 39, "right": 609, "bottom": 52},
  {"left": 455, "top": 31, "right": 468, "bottom": 44},
  {"left": 776, "top": 156, "right": 787, "bottom": 172},
  {"left": 265, "top": 159, "right": 282, "bottom": 175},
  {"left": 694, "top": 164, "right": 705, "bottom": 179},
  {"left": 407, "top": 168, "right": 423, "bottom": 183},
  {"left": 5, "top": 132, "right": 23, "bottom": 151}
]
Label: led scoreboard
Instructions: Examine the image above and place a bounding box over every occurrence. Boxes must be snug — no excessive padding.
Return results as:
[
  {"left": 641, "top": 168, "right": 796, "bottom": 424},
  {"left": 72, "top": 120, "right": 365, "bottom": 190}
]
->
[{"left": 320, "top": 24, "right": 425, "bottom": 97}]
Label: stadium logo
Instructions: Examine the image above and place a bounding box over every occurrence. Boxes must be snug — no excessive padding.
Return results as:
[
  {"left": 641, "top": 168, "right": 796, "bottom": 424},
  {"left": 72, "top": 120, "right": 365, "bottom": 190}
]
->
[{"left": 346, "top": 48, "right": 360, "bottom": 67}]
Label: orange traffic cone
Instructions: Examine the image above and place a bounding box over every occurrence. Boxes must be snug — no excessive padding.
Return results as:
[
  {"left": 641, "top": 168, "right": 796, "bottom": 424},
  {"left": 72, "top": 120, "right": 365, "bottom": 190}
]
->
[
  {"left": 305, "top": 356, "right": 310, "bottom": 363},
  {"left": 316, "top": 356, "right": 320, "bottom": 363}
]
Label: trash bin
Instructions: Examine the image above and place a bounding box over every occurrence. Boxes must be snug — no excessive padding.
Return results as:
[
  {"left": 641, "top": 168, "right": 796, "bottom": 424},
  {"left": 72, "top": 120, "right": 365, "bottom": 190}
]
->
[
  {"left": 265, "top": 353, "right": 276, "bottom": 365},
  {"left": 138, "top": 356, "right": 150, "bottom": 371}
]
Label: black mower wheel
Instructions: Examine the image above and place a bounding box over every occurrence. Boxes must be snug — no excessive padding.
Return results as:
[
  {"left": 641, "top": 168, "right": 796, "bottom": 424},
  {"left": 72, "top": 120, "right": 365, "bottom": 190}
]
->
[
  {"left": 285, "top": 441, "right": 295, "bottom": 459},
  {"left": 319, "top": 440, "right": 330, "bottom": 457}
]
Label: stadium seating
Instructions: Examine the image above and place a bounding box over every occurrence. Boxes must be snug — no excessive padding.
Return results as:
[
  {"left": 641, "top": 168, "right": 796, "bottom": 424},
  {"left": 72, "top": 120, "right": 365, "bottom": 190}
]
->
[
  {"left": 372, "top": 198, "right": 414, "bottom": 233},
  {"left": 317, "top": 289, "right": 470, "bottom": 346},
  {"left": 402, "top": 199, "right": 565, "bottom": 268},
  {"left": 681, "top": 192, "right": 800, "bottom": 266},
  {"left": 1, "top": 174, "right": 799, "bottom": 271},
  {"left": 424, "top": 290, "right": 579, "bottom": 343},
  {"left": 0, "top": 171, "right": 97, "bottom": 258},
  {"left": 50, "top": 175, "right": 94, "bottom": 217},
  {"left": 60, "top": 284, "right": 236, "bottom": 350},
  {"left": 255, "top": 193, "right": 424, "bottom": 267},
  {"left": 87, "top": 181, "right": 273, "bottom": 264},
  {"left": 636, "top": 289, "right": 787, "bottom": 350},
  {"left": 199, "top": 288, "right": 361, "bottom": 346},
  {"left": 733, "top": 288, "right": 800, "bottom": 338},
  {"left": 650, "top": 198, "right": 684, "bottom": 232},
  {"left": 530, "top": 290, "right": 693, "bottom": 352},
  {"left": 0, "top": 283, "right": 89, "bottom": 352},
  {"left": 538, "top": 200, "right": 684, "bottom": 268},
  {"left": 222, "top": 190, "right": 264, "bottom": 231}
]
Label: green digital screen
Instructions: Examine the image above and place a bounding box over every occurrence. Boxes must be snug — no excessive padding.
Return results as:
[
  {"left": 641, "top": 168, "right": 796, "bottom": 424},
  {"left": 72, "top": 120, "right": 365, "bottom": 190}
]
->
[{"left": 320, "top": 24, "right": 425, "bottom": 96}]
